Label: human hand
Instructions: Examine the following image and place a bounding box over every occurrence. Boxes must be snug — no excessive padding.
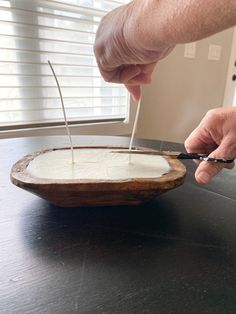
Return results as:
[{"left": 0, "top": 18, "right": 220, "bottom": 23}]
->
[
  {"left": 94, "top": 0, "right": 236, "bottom": 100},
  {"left": 94, "top": 2, "right": 174, "bottom": 101},
  {"left": 185, "top": 108, "right": 236, "bottom": 184}
]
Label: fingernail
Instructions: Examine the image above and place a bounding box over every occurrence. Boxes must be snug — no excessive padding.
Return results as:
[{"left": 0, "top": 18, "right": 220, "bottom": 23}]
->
[{"left": 197, "top": 172, "right": 210, "bottom": 184}]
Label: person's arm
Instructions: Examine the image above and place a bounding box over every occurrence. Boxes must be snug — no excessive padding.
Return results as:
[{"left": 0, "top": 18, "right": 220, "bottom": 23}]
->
[
  {"left": 185, "top": 108, "right": 236, "bottom": 184},
  {"left": 94, "top": 0, "right": 236, "bottom": 100},
  {"left": 126, "top": 0, "right": 236, "bottom": 49}
]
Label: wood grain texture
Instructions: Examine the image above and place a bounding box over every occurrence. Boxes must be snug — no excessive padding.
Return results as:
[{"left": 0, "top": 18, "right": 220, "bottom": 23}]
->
[{"left": 11, "top": 146, "right": 186, "bottom": 207}]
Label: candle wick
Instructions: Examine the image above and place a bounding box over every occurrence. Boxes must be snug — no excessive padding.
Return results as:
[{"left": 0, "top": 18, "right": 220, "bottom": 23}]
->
[
  {"left": 128, "top": 88, "right": 142, "bottom": 163},
  {"left": 48, "top": 60, "right": 75, "bottom": 164}
]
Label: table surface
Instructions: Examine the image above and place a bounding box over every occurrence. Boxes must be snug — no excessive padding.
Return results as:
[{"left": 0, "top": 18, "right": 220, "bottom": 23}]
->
[{"left": 1, "top": 136, "right": 236, "bottom": 314}]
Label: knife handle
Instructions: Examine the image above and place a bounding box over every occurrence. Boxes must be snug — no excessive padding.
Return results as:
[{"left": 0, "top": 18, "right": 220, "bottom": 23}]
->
[{"left": 178, "top": 153, "right": 234, "bottom": 163}]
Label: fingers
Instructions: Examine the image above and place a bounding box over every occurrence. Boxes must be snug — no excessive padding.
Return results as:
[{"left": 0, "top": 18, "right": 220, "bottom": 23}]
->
[
  {"left": 194, "top": 140, "right": 235, "bottom": 184},
  {"left": 194, "top": 159, "right": 235, "bottom": 184},
  {"left": 120, "top": 65, "right": 141, "bottom": 83},
  {"left": 119, "top": 65, "right": 153, "bottom": 85},
  {"left": 103, "top": 62, "right": 156, "bottom": 83},
  {"left": 224, "top": 162, "right": 235, "bottom": 170},
  {"left": 125, "top": 85, "right": 141, "bottom": 101},
  {"left": 185, "top": 126, "right": 217, "bottom": 155},
  {"left": 102, "top": 63, "right": 155, "bottom": 101},
  {"left": 98, "top": 65, "right": 139, "bottom": 84},
  {"left": 195, "top": 161, "right": 225, "bottom": 184}
]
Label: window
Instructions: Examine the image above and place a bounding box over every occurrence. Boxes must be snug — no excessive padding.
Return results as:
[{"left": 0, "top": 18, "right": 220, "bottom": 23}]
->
[{"left": 0, "top": 0, "right": 129, "bottom": 131}]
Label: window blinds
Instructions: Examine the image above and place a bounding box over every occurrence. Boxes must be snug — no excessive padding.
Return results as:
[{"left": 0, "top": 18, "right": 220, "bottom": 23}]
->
[{"left": 0, "top": 0, "right": 129, "bottom": 130}]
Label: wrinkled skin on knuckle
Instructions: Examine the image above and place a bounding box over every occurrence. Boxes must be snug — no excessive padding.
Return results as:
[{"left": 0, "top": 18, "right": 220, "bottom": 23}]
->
[
  {"left": 223, "top": 110, "right": 236, "bottom": 136},
  {"left": 201, "top": 109, "right": 227, "bottom": 145},
  {"left": 224, "top": 139, "right": 236, "bottom": 158},
  {"left": 205, "top": 108, "right": 232, "bottom": 130},
  {"left": 205, "top": 108, "right": 222, "bottom": 124},
  {"left": 207, "top": 108, "right": 236, "bottom": 146}
]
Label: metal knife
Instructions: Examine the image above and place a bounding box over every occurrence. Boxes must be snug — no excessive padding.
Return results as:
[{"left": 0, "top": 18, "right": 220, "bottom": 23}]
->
[{"left": 113, "top": 150, "right": 234, "bottom": 164}]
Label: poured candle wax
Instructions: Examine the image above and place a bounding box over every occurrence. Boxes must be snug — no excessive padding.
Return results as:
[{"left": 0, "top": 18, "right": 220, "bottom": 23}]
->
[{"left": 27, "top": 148, "right": 171, "bottom": 180}]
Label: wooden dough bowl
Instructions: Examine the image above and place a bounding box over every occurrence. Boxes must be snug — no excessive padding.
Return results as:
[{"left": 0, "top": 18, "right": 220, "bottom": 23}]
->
[{"left": 11, "top": 146, "right": 186, "bottom": 207}]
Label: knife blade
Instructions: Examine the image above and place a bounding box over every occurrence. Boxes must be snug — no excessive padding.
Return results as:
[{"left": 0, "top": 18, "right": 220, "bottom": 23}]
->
[{"left": 113, "top": 150, "right": 234, "bottom": 164}]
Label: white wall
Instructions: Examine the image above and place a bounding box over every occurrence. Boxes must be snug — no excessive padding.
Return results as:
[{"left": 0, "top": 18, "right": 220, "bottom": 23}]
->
[{"left": 137, "top": 28, "right": 234, "bottom": 143}]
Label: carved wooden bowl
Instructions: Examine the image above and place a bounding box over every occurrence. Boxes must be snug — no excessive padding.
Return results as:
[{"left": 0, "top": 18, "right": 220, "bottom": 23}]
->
[{"left": 11, "top": 146, "right": 186, "bottom": 207}]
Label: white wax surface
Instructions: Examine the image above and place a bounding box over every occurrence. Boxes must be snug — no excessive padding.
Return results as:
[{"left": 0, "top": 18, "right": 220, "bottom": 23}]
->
[{"left": 27, "top": 149, "right": 171, "bottom": 180}]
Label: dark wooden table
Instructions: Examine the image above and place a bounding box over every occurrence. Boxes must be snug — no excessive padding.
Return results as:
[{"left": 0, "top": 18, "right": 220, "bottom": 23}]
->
[{"left": 1, "top": 136, "right": 236, "bottom": 314}]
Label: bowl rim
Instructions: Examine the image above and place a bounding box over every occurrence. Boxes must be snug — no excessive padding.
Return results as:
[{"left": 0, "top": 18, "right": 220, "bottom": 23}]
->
[{"left": 11, "top": 145, "right": 186, "bottom": 191}]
